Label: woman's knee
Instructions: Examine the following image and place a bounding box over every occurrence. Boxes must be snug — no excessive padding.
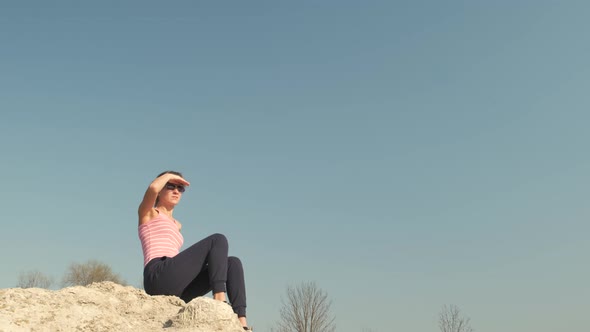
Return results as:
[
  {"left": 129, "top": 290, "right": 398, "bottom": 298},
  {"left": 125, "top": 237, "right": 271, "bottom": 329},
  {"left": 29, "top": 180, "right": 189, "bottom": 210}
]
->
[
  {"left": 210, "top": 233, "right": 228, "bottom": 247},
  {"left": 228, "top": 256, "right": 243, "bottom": 269}
]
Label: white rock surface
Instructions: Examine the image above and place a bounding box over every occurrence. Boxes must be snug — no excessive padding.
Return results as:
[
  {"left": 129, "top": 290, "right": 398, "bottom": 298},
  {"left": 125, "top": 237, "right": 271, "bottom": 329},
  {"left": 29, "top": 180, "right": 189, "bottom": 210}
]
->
[{"left": 0, "top": 282, "right": 245, "bottom": 332}]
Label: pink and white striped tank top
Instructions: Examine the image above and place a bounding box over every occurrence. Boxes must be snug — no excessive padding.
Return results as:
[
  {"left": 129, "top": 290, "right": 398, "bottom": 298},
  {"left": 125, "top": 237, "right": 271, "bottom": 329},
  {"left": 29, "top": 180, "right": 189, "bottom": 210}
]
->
[{"left": 138, "top": 211, "right": 184, "bottom": 267}]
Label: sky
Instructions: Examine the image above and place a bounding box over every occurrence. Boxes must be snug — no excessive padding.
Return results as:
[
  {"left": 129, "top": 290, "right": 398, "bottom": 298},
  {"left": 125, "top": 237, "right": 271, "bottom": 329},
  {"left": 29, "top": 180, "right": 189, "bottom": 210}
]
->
[{"left": 1, "top": 1, "right": 589, "bottom": 331}]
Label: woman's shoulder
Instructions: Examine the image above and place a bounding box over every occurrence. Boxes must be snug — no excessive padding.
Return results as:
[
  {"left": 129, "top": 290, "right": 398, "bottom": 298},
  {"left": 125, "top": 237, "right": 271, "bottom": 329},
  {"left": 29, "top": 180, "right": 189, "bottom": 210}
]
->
[{"left": 139, "top": 208, "right": 159, "bottom": 226}]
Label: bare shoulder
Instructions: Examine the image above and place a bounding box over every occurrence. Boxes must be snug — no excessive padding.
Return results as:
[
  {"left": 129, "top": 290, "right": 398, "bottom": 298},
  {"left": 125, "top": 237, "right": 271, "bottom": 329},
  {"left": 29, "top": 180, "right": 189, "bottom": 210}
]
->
[{"left": 139, "top": 208, "right": 159, "bottom": 226}]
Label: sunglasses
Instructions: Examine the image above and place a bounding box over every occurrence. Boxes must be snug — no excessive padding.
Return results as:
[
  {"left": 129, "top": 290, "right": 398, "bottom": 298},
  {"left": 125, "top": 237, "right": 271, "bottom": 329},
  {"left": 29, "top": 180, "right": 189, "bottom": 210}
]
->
[{"left": 165, "top": 183, "right": 186, "bottom": 193}]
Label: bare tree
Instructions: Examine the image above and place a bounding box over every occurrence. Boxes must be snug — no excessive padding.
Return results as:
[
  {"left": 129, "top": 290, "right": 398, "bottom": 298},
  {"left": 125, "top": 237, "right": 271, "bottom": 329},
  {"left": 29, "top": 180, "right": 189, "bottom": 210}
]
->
[
  {"left": 17, "top": 270, "right": 53, "bottom": 289},
  {"left": 61, "top": 259, "right": 126, "bottom": 287},
  {"left": 274, "top": 281, "right": 336, "bottom": 332},
  {"left": 439, "top": 304, "right": 474, "bottom": 332}
]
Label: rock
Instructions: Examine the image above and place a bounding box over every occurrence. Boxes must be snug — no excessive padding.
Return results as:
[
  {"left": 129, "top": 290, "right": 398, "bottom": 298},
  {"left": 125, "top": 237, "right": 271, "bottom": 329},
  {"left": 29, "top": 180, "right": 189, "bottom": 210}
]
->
[{"left": 0, "top": 281, "right": 245, "bottom": 332}]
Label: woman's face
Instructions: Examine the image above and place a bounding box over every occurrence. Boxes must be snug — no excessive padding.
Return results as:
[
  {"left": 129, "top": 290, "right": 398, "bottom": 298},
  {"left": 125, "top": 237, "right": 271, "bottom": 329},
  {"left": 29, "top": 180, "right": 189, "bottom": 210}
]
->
[{"left": 158, "top": 182, "right": 185, "bottom": 206}]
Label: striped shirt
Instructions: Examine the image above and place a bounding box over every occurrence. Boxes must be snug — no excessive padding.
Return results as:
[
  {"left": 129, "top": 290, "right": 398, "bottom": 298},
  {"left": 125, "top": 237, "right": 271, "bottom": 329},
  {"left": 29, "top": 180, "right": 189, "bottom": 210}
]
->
[{"left": 138, "top": 211, "right": 184, "bottom": 267}]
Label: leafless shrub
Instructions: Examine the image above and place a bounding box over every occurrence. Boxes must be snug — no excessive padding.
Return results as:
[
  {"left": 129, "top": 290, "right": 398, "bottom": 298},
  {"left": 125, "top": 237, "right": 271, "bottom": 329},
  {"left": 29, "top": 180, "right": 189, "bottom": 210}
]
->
[
  {"left": 17, "top": 270, "right": 53, "bottom": 289},
  {"left": 61, "top": 259, "right": 126, "bottom": 287},
  {"left": 274, "top": 281, "right": 336, "bottom": 332},
  {"left": 439, "top": 304, "right": 474, "bottom": 332}
]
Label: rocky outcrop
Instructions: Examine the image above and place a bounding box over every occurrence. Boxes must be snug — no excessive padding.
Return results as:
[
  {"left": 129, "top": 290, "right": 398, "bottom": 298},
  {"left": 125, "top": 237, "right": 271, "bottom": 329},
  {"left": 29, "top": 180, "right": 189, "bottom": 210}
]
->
[{"left": 0, "top": 282, "right": 244, "bottom": 331}]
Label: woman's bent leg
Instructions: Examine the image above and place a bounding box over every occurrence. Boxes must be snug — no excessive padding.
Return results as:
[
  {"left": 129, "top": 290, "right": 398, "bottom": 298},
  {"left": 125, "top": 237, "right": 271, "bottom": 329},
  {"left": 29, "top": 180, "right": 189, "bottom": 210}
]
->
[
  {"left": 144, "top": 233, "right": 229, "bottom": 299},
  {"left": 180, "top": 267, "right": 211, "bottom": 302},
  {"left": 226, "top": 256, "right": 247, "bottom": 317}
]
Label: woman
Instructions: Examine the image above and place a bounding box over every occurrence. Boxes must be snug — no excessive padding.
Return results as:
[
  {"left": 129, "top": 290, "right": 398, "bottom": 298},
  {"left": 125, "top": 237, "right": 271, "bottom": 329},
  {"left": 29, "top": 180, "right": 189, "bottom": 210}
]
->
[{"left": 138, "top": 170, "right": 251, "bottom": 330}]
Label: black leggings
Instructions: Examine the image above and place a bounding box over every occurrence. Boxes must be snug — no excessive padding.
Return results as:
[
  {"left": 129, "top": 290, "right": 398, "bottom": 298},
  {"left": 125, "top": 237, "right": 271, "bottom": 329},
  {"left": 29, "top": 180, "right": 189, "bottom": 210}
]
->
[{"left": 143, "top": 233, "right": 247, "bottom": 317}]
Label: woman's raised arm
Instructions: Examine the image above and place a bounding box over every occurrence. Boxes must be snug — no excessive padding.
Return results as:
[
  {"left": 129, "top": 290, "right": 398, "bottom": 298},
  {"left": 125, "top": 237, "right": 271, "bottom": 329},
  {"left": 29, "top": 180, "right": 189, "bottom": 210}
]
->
[{"left": 138, "top": 173, "right": 189, "bottom": 223}]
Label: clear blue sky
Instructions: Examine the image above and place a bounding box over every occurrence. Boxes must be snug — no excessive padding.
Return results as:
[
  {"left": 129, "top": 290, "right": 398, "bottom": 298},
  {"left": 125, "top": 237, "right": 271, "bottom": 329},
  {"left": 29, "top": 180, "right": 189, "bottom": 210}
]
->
[{"left": 1, "top": 1, "right": 589, "bottom": 331}]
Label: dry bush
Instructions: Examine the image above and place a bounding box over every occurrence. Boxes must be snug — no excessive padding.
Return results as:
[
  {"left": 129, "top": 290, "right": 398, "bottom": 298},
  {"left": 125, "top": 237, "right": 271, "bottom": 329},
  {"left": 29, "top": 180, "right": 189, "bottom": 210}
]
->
[
  {"left": 439, "top": 304, "right": 474, "bottom": 332},
  {"left": 61, "top": 259, "right": 126, "bottom": 287},
  {"left": 274, "top": 281, "right": 336, "bottom": 332},
  {"left": 17, "top": 270, "right": 53, "bottom": 289}
]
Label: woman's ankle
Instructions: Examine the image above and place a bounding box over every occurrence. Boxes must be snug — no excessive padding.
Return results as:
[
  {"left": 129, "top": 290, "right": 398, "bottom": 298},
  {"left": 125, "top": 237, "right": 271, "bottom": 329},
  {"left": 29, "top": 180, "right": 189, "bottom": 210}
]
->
[
  {"left": 238, "top": 316, "right": 247, "bottom": 327},
  {"left": 213, "top": 292, "right": 226, "bottom": 302}
]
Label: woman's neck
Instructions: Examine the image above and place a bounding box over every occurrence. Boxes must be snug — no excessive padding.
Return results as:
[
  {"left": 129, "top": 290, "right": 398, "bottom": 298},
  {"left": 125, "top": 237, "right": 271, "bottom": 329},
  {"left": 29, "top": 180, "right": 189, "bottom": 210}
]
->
[{"left": 156, "top": 205, "right": 174, "bottom": 217}]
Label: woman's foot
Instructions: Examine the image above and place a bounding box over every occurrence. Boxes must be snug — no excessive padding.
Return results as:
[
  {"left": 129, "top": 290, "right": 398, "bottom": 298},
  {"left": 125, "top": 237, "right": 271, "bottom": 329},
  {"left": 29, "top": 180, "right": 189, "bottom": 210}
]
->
[{"left": 239, "top": 317, "right": 251, "bottom": 330}]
